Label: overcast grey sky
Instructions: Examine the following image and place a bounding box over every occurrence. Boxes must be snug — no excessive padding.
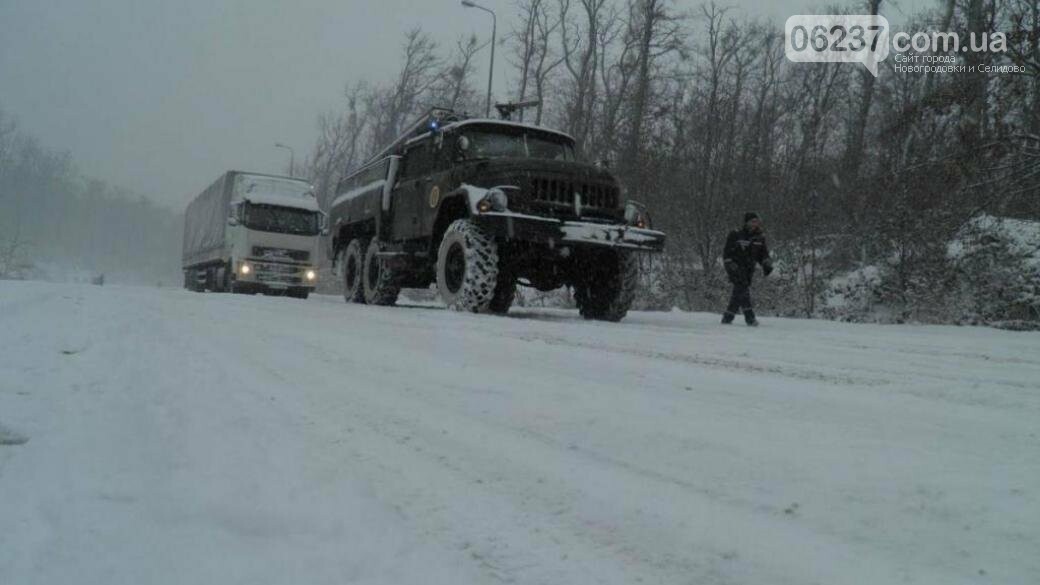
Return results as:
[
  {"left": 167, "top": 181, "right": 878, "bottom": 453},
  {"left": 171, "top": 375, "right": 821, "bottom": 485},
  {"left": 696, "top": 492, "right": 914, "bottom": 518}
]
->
[{"left": 0, "top": 0, "right": 930, "bottom": 210}]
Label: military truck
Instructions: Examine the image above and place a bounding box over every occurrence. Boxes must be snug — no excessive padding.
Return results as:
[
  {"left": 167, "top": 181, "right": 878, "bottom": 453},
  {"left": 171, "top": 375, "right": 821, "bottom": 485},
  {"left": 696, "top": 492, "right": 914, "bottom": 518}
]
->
[
  {"left": 182, "top": 171, "right": 326, "bottom": 299},
  {"left": 327, "top": 108, "right": 665, "bottom": 321}
]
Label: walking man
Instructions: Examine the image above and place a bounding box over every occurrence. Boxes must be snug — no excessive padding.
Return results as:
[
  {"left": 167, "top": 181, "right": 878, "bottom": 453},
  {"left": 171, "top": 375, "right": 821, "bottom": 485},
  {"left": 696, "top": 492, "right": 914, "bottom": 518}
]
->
[{"left": 722, "top": 212, "right": 773, "bottom": 326}]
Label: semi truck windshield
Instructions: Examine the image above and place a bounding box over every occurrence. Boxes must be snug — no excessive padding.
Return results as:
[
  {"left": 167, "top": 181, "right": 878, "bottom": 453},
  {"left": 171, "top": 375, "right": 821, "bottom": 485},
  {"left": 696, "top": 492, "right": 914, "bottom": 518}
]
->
[{"left": 243, "top": 204, "right": 319, "bottom": 235}]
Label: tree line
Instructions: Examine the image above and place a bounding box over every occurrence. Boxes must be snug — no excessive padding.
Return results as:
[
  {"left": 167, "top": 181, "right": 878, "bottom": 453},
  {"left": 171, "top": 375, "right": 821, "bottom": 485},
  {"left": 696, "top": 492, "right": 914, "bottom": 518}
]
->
[
  {"left": 303, "top": 0, "right": 1040, "bottom": 324},
  {"left": 0, "top": 107, "right": 182, "bottom": 284}
]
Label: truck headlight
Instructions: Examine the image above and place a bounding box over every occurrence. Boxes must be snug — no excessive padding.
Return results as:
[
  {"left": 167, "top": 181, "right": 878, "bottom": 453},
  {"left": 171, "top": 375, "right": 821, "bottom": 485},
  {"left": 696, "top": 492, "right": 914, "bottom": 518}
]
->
[
  {"left": 624, "top": 202, "right": 650, "bottom": 229},
  {"left": 478, "top": 188, "right": 509, "bottom": 213},
  {"left": 240, "top": 263, "right": 252, "bottom": 275},
  {"left": 487, "top": 188, "right": 508, "bottom": 211},
  {"left": 305, "top": 269, "right": 317, "bottom": 281}
]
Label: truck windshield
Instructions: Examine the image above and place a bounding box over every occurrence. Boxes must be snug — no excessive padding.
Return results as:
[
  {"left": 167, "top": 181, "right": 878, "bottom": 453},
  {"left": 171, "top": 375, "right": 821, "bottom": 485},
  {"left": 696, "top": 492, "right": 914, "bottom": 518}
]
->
[
  {"left": 243, "top": 204, "right": 319, "bottom": 236},
  {"left": 462, "top": 129, "right": 575, "bottom": 161}
]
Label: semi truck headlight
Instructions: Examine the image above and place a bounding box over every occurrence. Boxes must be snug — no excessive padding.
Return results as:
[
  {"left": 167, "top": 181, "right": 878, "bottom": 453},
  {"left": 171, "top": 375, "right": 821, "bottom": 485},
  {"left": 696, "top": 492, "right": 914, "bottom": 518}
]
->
[
  {"left": 240, "top": 263, "right": 251, "bottom": 275},
  {"left": 305, "top": 269, "right": 317, "bottom": 281}
]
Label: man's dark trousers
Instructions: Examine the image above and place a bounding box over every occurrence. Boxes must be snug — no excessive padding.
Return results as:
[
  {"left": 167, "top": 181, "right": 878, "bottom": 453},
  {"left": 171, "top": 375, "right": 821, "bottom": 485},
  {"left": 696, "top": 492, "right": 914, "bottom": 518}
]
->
[
  {"left": 725, "top": 277, "right": 752, "bottom": 315},
  {"left": 723, "top": 270, "right": 756, "bottom": 324}
]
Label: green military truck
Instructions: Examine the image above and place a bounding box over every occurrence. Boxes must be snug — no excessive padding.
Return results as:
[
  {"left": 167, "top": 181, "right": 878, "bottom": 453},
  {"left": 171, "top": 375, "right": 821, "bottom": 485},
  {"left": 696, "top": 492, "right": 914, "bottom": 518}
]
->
[{"left": 327, "top": 108, "right": 665, "bottom": 321}]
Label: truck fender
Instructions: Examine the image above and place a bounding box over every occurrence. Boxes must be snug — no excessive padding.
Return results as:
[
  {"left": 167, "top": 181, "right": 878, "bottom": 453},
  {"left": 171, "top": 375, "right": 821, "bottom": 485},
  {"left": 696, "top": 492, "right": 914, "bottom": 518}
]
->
[{"left": 455, "top": 184, "right": 485, "bottom": 214}]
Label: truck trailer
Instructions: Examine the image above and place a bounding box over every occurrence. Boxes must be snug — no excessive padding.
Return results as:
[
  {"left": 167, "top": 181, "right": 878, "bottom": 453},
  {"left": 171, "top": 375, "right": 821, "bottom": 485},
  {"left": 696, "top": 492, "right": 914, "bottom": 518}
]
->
[{"left": 182, "top": 171, "right": 326, "bottom": 299}]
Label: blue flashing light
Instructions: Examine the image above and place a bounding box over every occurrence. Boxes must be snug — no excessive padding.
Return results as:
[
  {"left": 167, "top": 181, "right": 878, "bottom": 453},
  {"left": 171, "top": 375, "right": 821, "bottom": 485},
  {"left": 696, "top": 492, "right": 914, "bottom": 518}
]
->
[{"left": 429, "top": 120, "right": 440, "bottom": 131}]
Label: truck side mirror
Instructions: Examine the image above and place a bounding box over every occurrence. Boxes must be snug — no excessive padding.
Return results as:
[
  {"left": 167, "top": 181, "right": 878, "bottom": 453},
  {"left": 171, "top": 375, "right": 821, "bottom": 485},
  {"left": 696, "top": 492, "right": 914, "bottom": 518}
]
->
[
  {"left": 228, "top": 216, "right": 239, "bottom": 226},
  {"left": 453, "top": 135, "right": 470, "bottom": 162}
]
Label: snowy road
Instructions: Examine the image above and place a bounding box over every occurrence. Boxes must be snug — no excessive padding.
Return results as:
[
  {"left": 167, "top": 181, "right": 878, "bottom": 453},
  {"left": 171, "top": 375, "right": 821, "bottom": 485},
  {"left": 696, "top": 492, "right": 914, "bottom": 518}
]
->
[{"left": 1, "top": 281, "right": 1038, "bottom": 584}]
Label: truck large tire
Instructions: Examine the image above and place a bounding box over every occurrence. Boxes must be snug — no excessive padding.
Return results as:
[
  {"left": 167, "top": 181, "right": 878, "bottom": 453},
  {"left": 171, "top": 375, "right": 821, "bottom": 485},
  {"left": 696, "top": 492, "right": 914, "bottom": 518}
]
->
[
  {"left": 218, "top": 262, "right": 231, "bottom": 293},
  {"left": 341, "top": 238, "right": 367, "bottom": 303},
  {"left": 362, "top": 239, "right": 400, "bottom": 306},
  {"left": 437, "top": 219, "right": 500, "bottom": 312},
  {"left": 186, "top": 268, "right": 204, "bottom": 292},
  {"left": 573, "top": 250, "right": 638, "bottom": 322}
]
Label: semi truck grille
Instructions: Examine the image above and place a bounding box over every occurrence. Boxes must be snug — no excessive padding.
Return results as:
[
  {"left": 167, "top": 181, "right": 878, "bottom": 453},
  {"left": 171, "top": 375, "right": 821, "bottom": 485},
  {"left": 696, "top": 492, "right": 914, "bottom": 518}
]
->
[
  {"left": 252, "top": 247, "right": 309, "bottom": 262},
  {"left": 253, "top": 261, "right": 303, "bottom": 284},
  {"left": 530, "top": 178, "right": 619, "bottom": 209}
]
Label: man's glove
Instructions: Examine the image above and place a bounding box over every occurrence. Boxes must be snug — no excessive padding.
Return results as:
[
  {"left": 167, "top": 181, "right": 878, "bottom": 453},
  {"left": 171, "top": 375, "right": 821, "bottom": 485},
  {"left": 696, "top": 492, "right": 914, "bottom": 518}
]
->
[{"left": 762, "top": 262, "right": 774, "bottom": 277}]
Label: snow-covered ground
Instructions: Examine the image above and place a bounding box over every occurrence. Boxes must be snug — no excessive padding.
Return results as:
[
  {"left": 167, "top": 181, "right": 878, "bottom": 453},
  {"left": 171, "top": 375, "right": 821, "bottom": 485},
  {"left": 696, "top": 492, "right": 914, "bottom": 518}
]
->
[{"left": 1, "top": 280, "right": 1037, "bottom": 585}]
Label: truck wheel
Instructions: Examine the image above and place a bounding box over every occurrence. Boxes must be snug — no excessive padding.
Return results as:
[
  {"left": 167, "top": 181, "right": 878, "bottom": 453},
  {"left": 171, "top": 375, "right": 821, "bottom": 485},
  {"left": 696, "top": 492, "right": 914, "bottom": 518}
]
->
[
  {"left": 488, "top": 273, "right": 516, "bottom": 315},
  {"left": 342, "top": 238, "right": 366, "bottom": 303},
  {"left": 437, "top": 219, "right": 499, "bottom": 313},
  {"left": 362, "top": 239, "right": 400, "bottom": 306},
  {"left": 573, "top": 250, "right": 638, "bottom": 322}
]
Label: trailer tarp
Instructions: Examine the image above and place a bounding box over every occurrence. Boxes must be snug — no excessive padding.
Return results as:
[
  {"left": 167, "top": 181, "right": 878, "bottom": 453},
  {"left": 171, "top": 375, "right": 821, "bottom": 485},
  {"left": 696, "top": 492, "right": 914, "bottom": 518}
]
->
[{"left": 182, "top": 173, "right": 231, "bottom": 267}]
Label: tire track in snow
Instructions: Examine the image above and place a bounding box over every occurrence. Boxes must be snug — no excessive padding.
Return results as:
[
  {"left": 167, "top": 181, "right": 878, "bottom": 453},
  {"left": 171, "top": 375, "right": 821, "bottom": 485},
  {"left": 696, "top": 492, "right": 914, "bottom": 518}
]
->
[
  {"left": 505, "top": 332, "right": 885, "bottom": 386},
  {"left": 265, "top": 334, "right": 974, "bottom": 585}
]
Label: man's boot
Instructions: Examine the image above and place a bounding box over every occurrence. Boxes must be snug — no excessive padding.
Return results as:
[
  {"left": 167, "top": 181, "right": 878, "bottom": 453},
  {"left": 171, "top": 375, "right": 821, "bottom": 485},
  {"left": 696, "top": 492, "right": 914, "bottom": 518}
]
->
[
  {"left": 744, "top": 309, "right": 758, "bottom": 326},
  {"left": 721, "top": 312, "right": 735, "bottom": 325}
]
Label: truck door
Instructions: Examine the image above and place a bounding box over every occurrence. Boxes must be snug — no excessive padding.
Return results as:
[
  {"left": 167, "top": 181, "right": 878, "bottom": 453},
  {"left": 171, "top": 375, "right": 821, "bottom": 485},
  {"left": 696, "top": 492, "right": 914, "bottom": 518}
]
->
[{"left": 392, "top": 141, "right": 434, "bottom": 241}]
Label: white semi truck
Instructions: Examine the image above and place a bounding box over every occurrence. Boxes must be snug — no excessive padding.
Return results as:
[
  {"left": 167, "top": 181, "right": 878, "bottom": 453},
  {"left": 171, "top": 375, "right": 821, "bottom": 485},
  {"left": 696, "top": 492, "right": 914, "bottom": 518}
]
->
[{"left": 182, "top": 171, "right": 326, "bottom": 299}]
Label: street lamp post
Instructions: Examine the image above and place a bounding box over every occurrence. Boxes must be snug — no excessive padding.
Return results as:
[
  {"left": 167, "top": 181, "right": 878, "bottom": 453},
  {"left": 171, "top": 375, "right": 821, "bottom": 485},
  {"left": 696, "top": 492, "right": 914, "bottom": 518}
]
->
[
  {"left": 274, "top": 142, "right": 295, "bottom": 177},
  {"left": 461, "top": 0, "right": 496, "bottom": 118}
]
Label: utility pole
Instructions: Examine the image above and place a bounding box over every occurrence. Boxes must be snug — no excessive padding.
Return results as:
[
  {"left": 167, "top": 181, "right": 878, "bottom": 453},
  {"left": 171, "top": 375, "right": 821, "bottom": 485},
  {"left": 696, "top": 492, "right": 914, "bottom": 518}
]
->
[{"left": 461, "top": 0, "right": 496, "bottom": 117}]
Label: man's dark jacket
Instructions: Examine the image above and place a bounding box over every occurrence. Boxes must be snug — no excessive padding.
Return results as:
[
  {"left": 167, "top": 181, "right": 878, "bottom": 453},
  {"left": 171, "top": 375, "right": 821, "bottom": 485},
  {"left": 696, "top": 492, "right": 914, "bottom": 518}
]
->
[{"left": 723, "top": 228, "right": 771, "bottom": 284}]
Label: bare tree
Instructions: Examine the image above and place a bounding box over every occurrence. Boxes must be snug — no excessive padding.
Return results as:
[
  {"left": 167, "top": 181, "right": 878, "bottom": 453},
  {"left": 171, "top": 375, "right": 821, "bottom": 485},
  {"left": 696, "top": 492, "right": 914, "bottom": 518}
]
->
[
  {"left": 840, "top": 0, "right": 882, "bottom": 186},
  {"left": 558, "top": 0, "right": 611, "bottom": 153},
  {"left": 510, "top": 0, "right": 568, "bottom": 123},
  {"left": 307, "top": 82, "right": 370, "bottom": 211},
  {"left": 430, "top": 35, "right": 483, "bottom": 113},
  {"left": 0, "top": 108, "right": 15, "bottom": 181},
  {"left": 686, "top": 3, "right": 746, "bottom": 273},
  {"left": 367, "top": 28, "right": 442, "bottom": 153},
  {"left": 618, "top": 0, "right": 685, "bottom": 188},
  {"left": 0, "top": 224, "right": 31, "bottom": 279}
]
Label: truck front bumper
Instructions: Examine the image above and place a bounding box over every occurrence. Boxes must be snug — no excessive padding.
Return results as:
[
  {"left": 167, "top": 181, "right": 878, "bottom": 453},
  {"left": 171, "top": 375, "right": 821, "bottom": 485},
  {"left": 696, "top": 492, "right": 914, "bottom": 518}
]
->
[
  {"left": 235, "top": 259, "right": 318, "bottom": 289},
  {"left": 474, "top": 212, "right": 666, "bottom": 252}
]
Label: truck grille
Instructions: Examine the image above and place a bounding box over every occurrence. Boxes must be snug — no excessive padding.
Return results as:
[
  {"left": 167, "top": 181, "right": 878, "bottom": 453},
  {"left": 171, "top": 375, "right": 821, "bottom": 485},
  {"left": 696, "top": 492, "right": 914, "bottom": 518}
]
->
[
  {"left": 253, "top": 261, "right": 302, "bottom": 284},
  {"left": 252, "top": 247, "right": 309, "bottom": 262},
  {"left": 530, "top": 178, "right": 619, "bottom": 209}
]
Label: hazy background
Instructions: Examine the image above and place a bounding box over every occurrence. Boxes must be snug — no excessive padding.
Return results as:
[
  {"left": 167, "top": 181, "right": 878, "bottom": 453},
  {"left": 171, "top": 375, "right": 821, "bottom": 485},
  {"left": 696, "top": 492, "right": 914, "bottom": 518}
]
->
[{"left": 0, "top": 0, "right": 927, "bottom": 211}]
